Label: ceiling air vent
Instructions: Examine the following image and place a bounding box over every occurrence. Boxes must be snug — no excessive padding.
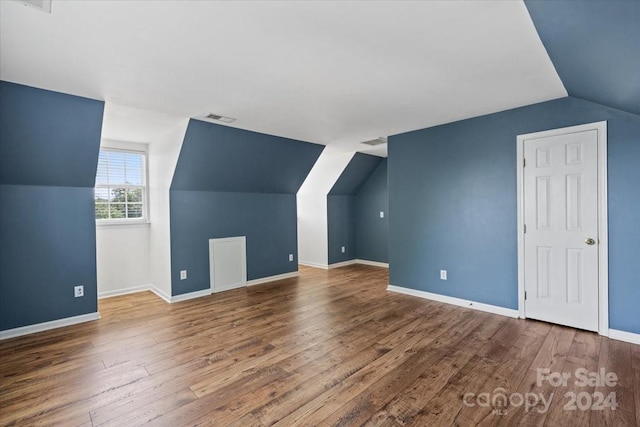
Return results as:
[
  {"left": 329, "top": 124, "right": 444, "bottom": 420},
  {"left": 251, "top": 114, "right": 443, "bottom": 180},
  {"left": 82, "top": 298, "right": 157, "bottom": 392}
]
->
[
  {"left": 11, "top": 0, "right": 52, "bottom": 13},
  {"left": 204, "top": 113, "right": 236, "bottom": 124},
  {"left": 361, "top": 137, "right": 387, "bottom": 146}
]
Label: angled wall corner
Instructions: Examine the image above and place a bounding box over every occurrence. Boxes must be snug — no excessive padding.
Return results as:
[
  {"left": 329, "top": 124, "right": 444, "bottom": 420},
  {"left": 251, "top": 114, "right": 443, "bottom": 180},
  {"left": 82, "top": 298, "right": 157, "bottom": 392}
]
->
[
  {"left": 170, "top": 119, "right": 323, "bottom": 296},
  {"left": 297, "top": 146, "right": 355, "bottom": 268},
  {"left": 148, "top": 118, "right": 190, "bottom": 299},
  {"left": 297, "top": 149, "right": 387, "bottom": 269},
  {"left": 327, "top": 153, "right": 383, "bottom": 265},
  {"left": 0, "top": 81, "right": 104, "bottom": 331}
]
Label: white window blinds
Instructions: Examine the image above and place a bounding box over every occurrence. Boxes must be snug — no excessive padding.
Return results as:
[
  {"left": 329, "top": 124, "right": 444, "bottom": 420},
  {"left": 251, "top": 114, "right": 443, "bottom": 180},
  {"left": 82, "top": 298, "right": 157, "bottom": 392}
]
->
[{"left": 95, "top": 149, "right": 147, "bottom": 221}]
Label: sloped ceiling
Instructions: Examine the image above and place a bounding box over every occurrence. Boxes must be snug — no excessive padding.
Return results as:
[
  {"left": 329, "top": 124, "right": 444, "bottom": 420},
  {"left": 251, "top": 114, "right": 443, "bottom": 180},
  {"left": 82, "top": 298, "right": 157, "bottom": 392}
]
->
[
  {"left": 0, "top": 81, "right": 104, "bottom": 187},
  {"left": 329, "top": 153, "right": 383, "bottom": 196},
  {"left": 526, "top": 0, "right": 640, "bottom": 115},
  {"left": 0, "top": 1, "right": 566, "bottom": 156},
  {"left": 171, "top": 119, "right": 323, "bottom": 193}
]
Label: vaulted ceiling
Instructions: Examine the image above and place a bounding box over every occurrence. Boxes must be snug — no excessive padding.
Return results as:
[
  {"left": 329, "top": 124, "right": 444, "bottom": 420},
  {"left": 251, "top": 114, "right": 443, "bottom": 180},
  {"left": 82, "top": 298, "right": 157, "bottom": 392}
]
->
[
  {"left": 1, "top": 1, "right": 637, "bottom": 156},
  {"left": 525, "top": 0, "right": 640, "bottom": 116}
]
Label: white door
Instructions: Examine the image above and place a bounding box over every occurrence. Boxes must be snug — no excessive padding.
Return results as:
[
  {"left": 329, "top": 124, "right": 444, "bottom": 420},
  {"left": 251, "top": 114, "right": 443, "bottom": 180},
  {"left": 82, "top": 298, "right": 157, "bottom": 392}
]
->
[{"left": 523, "top": 129, "right": 599, "bottom": 331}]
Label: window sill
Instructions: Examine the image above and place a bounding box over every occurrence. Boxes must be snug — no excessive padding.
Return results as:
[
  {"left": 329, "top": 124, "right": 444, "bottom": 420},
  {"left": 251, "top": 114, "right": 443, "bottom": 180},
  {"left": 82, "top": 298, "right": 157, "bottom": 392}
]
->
[{"left": 96, "top": 220, "right": 150, "bottom": 229}]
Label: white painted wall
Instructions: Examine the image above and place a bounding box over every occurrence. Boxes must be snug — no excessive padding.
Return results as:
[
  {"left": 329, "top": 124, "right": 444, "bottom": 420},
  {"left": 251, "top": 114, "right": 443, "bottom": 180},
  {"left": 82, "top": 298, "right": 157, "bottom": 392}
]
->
[
  {"left": 96, "top": 224, "right": 150, "bottom": 297},
  {"left": 297, "top": 146, "right": 354, "bottom": 267},
  {"left": 297, "top": 194, "right": 328, "bottom": 267},
  {"left": 148, "top": 119, "right": 189, "bottom": 299}
]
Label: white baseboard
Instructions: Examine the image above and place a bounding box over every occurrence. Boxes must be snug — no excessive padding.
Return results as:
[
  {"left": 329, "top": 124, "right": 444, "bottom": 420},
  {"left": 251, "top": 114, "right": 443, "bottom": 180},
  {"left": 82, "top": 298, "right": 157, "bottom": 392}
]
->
[
  {"left": 0, "top": 312, "right": 101, "bottom": 341},
  {"left": 300, "top": 259, "right": 390, "bottom": 269},
  {"left": 356, "top": 259, "right": 389, "bottom": 268},
  {"left": 298, "top": 261, "right": 329, "bottom": 269},
  {"left": 387, "top": 284, "right": 519, "bottom": 318},
  {"left": 99, "top": 285, "right": 155, "bottom": 299},
  {"left": 150, "top": 286, "right": 172, "bottom": 303},
  {"left": 247, "top": 271, "right": 299, "bottom": 286},
  {"left": 99, "top": 284, "right": 172, "bottom": 303},
  {"left": 170, "top": 288, "right": 212, "bottom": 303},
  {"left": 328, "top": 260, "right": 357, "bottom": 269},
  {"left": 609, "top": 329, "right": 640, "bottom": 345}
]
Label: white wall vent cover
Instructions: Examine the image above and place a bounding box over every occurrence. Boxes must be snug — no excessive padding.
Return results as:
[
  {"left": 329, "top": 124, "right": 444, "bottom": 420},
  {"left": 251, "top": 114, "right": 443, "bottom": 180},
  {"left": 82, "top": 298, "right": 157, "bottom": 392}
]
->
[
  {"left": 10, "top": 0, "right": 51, "bottom": 13},
  {"left": 361, "top": 137, "right": 387, "bottom": 146},
  {"left": 209, "top": 236, "right": 247, "bottom": 293}
]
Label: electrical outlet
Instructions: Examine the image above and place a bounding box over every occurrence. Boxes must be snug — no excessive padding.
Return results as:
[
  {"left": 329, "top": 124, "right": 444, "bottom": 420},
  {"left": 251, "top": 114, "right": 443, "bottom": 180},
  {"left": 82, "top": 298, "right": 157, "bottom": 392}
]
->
[
  {"left": 341, "top": 246, "right": 345, "bottom": 253},
  {"left": 380, "top": 211, "right": 384, "bottom": 218},
  {"left": 74, "top": 285, "right": 84, "bottom": 298},
  {"left": 180, "top": 270, "right": 187, "bottom": 280},
  {"left": 289, "top": 254, "right": 294, "bottom": 262},
  {"left": 440, "top": 270, "right": 447, "bottom": 280}
]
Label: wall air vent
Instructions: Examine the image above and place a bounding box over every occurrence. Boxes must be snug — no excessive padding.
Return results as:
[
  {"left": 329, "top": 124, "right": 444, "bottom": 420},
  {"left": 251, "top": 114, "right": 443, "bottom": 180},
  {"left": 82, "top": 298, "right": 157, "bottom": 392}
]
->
[
  {"left": 10, "top": 0, "right": 52, "bottom": 13},
  {"left": 204, "top": 113, "right": 236, "bottom": 124},
  {"left": 361, "top": 137, "right": 387, "bottom": 146}
]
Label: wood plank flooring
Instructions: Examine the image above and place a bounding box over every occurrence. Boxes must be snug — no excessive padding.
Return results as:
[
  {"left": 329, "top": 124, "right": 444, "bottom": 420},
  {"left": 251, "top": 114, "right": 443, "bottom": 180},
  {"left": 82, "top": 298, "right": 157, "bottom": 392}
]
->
[{"left": 1, "top": 265, "right": 638, "bottom": 426}]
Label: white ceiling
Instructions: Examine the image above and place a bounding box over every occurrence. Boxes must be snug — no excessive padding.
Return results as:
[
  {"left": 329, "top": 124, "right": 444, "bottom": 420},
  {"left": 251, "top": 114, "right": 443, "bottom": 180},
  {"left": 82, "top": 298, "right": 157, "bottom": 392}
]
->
[
  {"left": 101, "top": 102, "right": 186, "bottom": 144},
  {"left": 0, "top": 0, "right": 566, "bottom": 156}
]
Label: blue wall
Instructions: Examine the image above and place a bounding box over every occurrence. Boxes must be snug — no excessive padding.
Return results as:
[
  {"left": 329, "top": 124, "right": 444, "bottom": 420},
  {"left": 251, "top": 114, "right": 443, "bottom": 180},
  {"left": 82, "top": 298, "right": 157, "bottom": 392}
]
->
[
  {"left": 389, "top": 96, "right": 640, "bottom": 334},
  {"left": 327, "top": 153, "right": 382, "bottom": 264},
  {"left": 0, "top": 81, "right": 104, "bottom": 331},
  {"left": 355, "top": 159, "right": 388, "bottom": 263},
  {"left": 327, "top": 195, "right": 356, "bottom": 264},
  {"left": 0, "top": 186, "right": 99, "bottom": 329},
  {"left": 170, "top": 192, "right": 298, "bottom": 291},
  {"left": 525, "top": 1, "right": 640, "bottom": 115},
  {"left": 170, "top": 119, "right": 323, "bottom": 296}
]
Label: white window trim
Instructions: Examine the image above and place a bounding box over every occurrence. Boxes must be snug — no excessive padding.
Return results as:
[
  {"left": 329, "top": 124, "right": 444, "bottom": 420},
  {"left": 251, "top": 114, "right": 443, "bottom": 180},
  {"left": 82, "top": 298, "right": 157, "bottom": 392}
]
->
[{"left": 96, "top": 140, "right": 150, "bottom": 227}]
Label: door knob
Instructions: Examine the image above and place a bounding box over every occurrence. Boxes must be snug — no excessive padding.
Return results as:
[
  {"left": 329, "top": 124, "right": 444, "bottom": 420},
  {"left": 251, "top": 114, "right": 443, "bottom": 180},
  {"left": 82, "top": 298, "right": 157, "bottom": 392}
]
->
[{"left": 585, "top": 238, "right": 596, "bottom": 246}]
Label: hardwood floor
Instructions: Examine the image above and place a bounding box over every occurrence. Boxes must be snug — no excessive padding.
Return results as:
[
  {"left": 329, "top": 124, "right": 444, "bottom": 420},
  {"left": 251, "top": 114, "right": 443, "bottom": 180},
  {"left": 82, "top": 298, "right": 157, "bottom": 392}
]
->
[{"left": 1, "top": 265, "right": 638, "bottom": 426}]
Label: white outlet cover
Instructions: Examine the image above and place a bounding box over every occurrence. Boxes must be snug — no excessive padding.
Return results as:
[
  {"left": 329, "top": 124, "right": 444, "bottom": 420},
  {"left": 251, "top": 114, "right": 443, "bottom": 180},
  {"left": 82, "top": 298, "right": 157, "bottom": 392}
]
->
[
  {"left": 180, "top": 270, "right": 187, "bottom": 280},
  {"left": 380, "top": 211, "right": 384, "bottom": 218},
  {"left": 74, "top": 285, "right": 84, "bottom": 297},
  {"left": 341, "top": 246, "right": 345, "bottom": 253},
  {"left": 440, "top": 270, "right": 447, "bottom": 280},
  {"left": 289, "top": 254, "right": 294, "bottom": 262}
]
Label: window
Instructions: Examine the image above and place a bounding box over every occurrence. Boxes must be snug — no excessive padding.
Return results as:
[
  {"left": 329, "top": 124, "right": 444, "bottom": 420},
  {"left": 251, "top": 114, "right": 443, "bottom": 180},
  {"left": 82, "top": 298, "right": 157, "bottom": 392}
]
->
[{"left": 95, "top": 147, "right": 148, "bottom": 222}]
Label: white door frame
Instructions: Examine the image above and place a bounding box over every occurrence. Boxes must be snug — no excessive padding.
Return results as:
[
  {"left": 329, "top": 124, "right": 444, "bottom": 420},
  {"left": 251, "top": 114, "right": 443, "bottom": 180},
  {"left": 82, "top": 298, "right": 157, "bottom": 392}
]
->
[{"left": 516, "top": 121, "right": 608, "bottom": 335}]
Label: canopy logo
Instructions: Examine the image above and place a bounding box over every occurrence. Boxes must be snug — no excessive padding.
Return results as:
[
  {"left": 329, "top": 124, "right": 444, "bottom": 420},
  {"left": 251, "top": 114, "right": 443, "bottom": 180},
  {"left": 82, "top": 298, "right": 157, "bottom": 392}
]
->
[{"left": 462, "top": 368, "right": 618, "bottom": 416}]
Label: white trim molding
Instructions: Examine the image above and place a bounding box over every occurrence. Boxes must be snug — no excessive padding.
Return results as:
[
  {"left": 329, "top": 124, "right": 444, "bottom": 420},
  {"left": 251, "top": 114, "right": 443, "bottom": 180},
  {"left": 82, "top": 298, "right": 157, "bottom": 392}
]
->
[
  {"left": 0, "top": 312, "right": 101, "bottom": 341},
  {"left": 301, "top": 259, "right": 390, "bottom": 269},
  {"left": 99, "top": 285, "right": 155, "bottom": 299},
  {"left": 99, "top": 283, "right": 208, "bottom": 304},
  {"left": 608, "top": 329, "right": 640, "bottom": 346},
  {"left": 516, "top": 121, "right": 609, "bottom": 335},
  {"left": 355, "top": 259, "right": 389, "bottom": 268},
  {"left": 328, "top": 260, "right": 357, "bottom": 269},
  {"left": 150, "top": 286, "right": 172, "bottom": 303},
  {"left": 299, "top": 260, "right": 329, "bottom": 269},
  {"left": 387, "top": 285, "right": 519, "bottom": 318},
  {"left": 170, "top": 289, "right": 211, "bottom": 303},
  {"left": 247, "top": 272, "right": 299, "bottom": 287},
  {"left": 99, "top": 284, "right": 171, "bottom": 303}
]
